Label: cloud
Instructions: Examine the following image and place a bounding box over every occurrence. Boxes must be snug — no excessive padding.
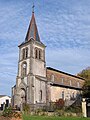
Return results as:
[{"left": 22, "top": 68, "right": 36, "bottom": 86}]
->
[
  {"left": 46, "top": 47, "right": 90, "bottom": 74},
  {"left": 37, "top": 0, "right": 90, "bottom": 49}
]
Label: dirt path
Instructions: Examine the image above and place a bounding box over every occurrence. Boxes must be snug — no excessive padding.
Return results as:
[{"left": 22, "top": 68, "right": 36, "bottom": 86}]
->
[
  {"left": 0, "top": 116, "right": 10, "bottom": 120},
  {"left": 0, "top": 116, "right": 22, "bottom": 120}
]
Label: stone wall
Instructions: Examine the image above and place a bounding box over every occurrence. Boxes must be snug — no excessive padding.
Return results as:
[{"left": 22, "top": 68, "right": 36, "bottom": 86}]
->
[
  {"left": 46, "top": 68, "right": 84, "bottom": 102},
  {"left": 50, "top": 86, "right": 79, "bottom": 101}
]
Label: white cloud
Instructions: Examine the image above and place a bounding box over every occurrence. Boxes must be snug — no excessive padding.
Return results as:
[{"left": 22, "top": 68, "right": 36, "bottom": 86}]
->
[{"left": 46, "top": 48, "right": 90, "bottom": 74}]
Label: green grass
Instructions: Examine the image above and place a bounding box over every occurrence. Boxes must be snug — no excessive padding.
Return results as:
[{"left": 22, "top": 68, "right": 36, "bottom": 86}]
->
[{"left": 23, "top": 114, "right": 90, "bottom": 120}]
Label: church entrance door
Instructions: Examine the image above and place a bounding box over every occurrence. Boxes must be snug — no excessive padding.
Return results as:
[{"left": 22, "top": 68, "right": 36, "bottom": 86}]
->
[{"left": 20, "top": 88, "right": 26, "bottom": 104}]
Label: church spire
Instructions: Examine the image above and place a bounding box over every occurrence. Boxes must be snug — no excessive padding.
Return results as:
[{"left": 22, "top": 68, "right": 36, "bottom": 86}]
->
[
  {"left": 25, "top": 5, "right": 40, "bottom": 42},
  {"left": 32, "top": 3, "right": 35, "bottom": 13}
]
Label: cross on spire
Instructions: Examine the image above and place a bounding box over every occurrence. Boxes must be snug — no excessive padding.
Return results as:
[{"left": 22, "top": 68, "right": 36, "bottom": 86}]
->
[
  {"left": 32, "top": 3, "right": 35, "bottom": 13},
  {"left": 25, "top": 4, "right": 40, "bottom": 42}
]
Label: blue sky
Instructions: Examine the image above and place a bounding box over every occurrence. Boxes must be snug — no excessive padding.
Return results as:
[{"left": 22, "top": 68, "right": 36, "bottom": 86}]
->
[{"left": 0, "top": 0, "right": 90, "bottom": 96}]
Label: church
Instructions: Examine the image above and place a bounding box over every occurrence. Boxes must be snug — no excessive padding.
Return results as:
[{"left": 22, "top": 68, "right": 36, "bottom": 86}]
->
[{"left": 12, "top": 8, "right": 84, "bottom": 109}]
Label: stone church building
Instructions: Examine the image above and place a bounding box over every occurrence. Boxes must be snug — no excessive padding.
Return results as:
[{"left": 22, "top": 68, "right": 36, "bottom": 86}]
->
[{"left": 12, "top": 10, "right": 84, "bottom": 108}]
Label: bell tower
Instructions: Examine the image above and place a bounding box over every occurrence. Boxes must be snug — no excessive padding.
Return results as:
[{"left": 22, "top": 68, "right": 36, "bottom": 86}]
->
[{"left": 12, "top": 6, "right": 47, "bottom": 108}]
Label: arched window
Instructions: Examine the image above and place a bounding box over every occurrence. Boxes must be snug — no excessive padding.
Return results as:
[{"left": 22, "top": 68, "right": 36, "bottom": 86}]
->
[
  {"left": 39, "top": 50, "right": 42, "bottom": 59},
  {"left": 22, "top": 49, "right": 25, "bottom": 59},
  {"left": 35, "top": 49, "right": 38, "bottom": 59},
  {"left": 40, "top": 90, "right": 42, "bottom": 101},
  {"left": 35, "top": 48, "right": 42, "bottom": 60},
  {"left": 22, "top": 62, "right": 27, "bottom": 77},
  {"left": 43, "top": 50, "right": 45, "bottom": 61},
  {"left": 20, "top": 88, "right": 26, "bottom": 103},
  {"left": 22, "top": 47, "right": 28, "bottom": 59},
  {"left": 26, "top": 47, "right": 28, "bottom": 58},
  {"left": 39, "top": 50, "right": 41, "bottom": 59}
]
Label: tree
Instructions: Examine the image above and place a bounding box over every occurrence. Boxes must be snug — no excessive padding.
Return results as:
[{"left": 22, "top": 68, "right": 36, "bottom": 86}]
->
[
  {"left": 77, "top": 67, "right": 90, "bottom": 98},
  {"left": 82, "top": 80, "right": 90, "bottom": 98}
]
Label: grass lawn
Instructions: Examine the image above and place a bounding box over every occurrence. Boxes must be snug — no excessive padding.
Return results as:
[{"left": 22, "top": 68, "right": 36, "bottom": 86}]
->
[{"left": 23, "top": 114, "right": 90, "bottom": 120}]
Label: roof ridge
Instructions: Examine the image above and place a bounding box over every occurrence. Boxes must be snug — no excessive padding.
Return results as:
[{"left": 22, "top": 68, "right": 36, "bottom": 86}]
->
[{"left": 47, "top": 67, "right": 85, "bottom": 80}]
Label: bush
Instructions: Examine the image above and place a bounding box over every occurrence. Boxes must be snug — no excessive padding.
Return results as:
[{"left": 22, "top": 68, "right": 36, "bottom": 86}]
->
[
  {"left": 55, "top": 109, "right": 65, "bottom": 116},
  {"left": 55, "top": 99, "right": 65, "bottom": 109},
  {"left": 35, "top": 108, "right": 43, "bottom": 115},
  {"left": 2, "top": 107, "right": 22, "bottom": 119},
  {"left": 2, "top": 107, "right": 13, "bottom": 117},
  {"left": 65, "top": 106, "right": 82, "bottom": 114},
  {"left": 23, "top": 103, "right": 30, "bottom": 114}
]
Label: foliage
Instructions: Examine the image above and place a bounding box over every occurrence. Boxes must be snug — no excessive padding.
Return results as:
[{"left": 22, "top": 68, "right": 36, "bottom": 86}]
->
[
  {"left": 23, "top": 103, "right": 30, "bottom": 114},
  {"left": 2, "top": 107, "right": 22, "bottom": 119},
  {"left": 47, "top": 99, "right": 65, "bottom": 111},
  {"left": 35, "top": 109, "right": 43, "bottom": 114},
  {"left": 77, "top": 67, "right": 90, "bottom": 98},
  {"left": 82, "top": 81, "right": 90, "bottom": 98},
  {"left": 55, "top": 99, "right": 65, "bottom": 109},
  {"left": 77, "top": 67, "right": 90, "bottom": 81},
  {"left": 2, "top": 107, "right": 13, "bottom": 117},
  {"left": 65, "top": 106, "right": 82, "bottom": 114},
  {"left": 55, "top": 109, "right": 65, "bottom": 116}
]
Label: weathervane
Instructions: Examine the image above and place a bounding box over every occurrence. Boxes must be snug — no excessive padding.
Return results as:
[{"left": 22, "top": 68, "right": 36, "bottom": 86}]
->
[{"left": 32, "top": 3, "right": 35, "bottom": 13}]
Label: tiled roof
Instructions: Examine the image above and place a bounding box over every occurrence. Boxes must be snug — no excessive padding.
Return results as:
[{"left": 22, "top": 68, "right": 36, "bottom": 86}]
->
[
  {"left": 47, "top": 67, "right": 84, "bottom": 80},
  {"left": 46, "top": 67, "right": 84, "bottom": 89}
]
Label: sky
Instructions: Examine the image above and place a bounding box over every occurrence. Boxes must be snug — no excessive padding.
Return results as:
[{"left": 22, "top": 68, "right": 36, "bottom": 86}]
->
[{"left": 0, "top": 0, "right": 90, "bottom": 96}]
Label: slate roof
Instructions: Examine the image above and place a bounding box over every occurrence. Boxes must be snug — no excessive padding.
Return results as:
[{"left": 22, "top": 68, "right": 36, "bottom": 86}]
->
[
  {"left": 0, "top": 95, "right": 6, "bottom": 98},
  {"left": 47, "top": 67, "right": 84, "bottom": 89},
  {"left": 0, "top": 95, "right": 11, "bottom": 98},
  {"left": 25, "top": 12, "right": 40, "bottom": 42}
]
